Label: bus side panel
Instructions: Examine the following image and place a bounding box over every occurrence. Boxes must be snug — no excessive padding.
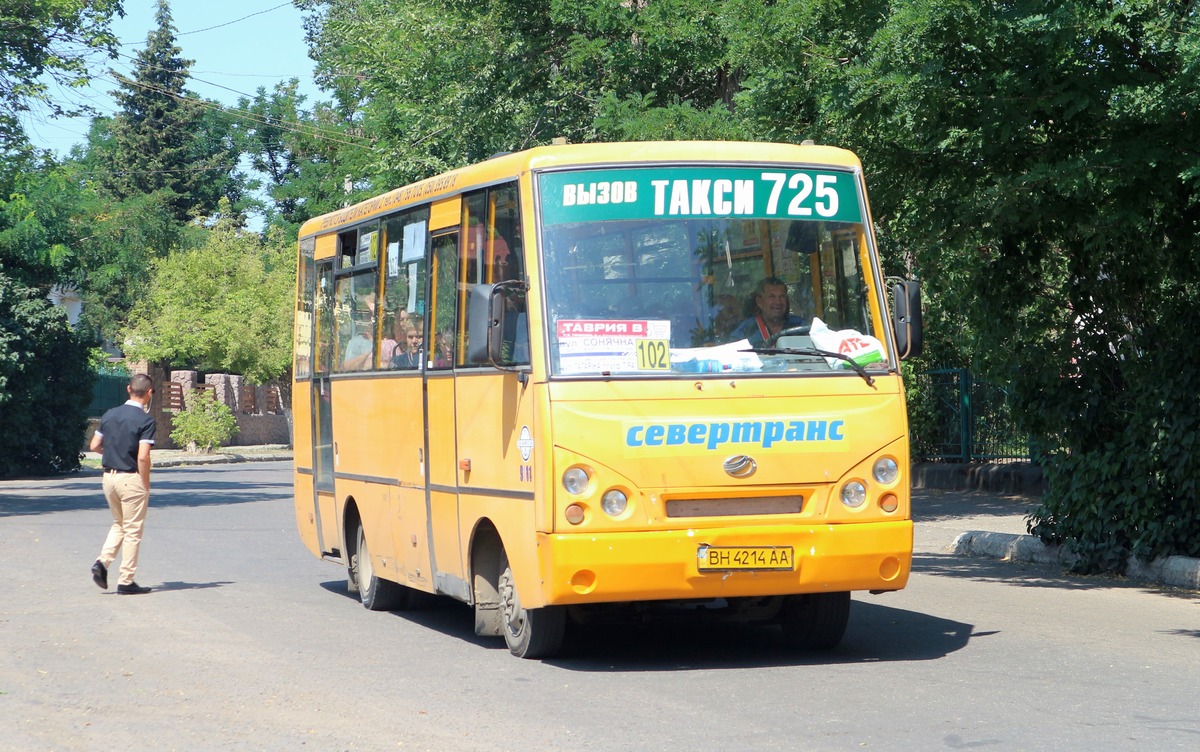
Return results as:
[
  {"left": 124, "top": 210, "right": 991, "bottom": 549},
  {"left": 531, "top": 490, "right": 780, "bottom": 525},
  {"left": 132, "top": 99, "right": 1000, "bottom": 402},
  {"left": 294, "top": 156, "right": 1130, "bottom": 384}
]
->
[
  {"left": 459, "top": 495, "right": 541, "bottom": 606},
  {"left": 294, "top": 470, "right": 318, "bottom": 558},
  {"left": 339, "top": 478, "right": 401, "bottom": 578},
  {"left": 367, "top": 375, "right": 433, "bottom": 592},
  {"left": 453, "top": 372, "right": 535, "bottom": 497},
  {"left": 426, "top": 375, "right": 464, "bottom": 587},
  {"left": 397, "top": 486, "right": 432, "bottom": 592},
  {"left": 330, "top": 378, "right": 400, "bottom": 480},
  {"left": 292, "top": 380, "right": 318, "bottom": 556},
  {"left": 454, "top": 371, "right": 540, "bottom": 604},
  {"left": 330, "top": 380, "right": 399, "bottom": 566}
]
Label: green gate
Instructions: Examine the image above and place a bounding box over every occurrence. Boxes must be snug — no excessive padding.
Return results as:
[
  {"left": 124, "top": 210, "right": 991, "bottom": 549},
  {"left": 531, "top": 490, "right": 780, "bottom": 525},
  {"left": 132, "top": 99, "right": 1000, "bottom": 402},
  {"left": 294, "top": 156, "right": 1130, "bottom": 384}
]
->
[
  {"left": 87, "top": 373, "right": 128, "bottom": 418},
  {"left": 910, "top": 367, "right": 1029, "bottom": 462}
]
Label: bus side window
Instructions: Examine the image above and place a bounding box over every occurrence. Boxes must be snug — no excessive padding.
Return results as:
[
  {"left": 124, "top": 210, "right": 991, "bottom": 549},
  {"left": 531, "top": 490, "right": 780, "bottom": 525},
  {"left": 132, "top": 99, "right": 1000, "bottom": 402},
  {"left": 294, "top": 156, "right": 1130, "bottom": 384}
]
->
[
  {"left": 331, "top": 223, "right": 380, "bottom": 373},
  {"left": 429, "top": 232, "right": 459, "bottom": 370},
  {"left": 380, "top": 208, "right": 430, "bottom": 369},
  {"left": 461, "top": 182, "right": 528, "bottom": 366}
]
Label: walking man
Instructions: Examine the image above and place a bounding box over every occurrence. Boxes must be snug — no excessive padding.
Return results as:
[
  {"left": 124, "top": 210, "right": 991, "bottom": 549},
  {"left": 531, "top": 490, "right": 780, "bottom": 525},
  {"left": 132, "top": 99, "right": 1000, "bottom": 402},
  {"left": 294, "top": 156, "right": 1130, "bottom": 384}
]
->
[{"left": 90, "top": 373, "right": 156, "bottom": 595}]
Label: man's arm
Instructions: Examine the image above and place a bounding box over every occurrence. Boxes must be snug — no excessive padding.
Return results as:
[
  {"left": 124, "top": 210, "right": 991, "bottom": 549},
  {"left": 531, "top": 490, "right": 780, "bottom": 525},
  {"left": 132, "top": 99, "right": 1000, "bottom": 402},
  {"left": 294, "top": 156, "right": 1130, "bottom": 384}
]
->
[
  {"left": 89, "top": 431, "right": 103, "bottom": 452},
  {"left": 137, "top": 442, "right": 152, "bottom": 492}
]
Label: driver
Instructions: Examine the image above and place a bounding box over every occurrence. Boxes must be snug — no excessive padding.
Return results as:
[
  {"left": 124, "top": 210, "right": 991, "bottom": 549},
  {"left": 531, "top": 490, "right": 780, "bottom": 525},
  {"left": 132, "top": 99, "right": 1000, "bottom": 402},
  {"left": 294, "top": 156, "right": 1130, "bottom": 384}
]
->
[{"left": 729, "top": 276, "right": 807, "bottom": 347}]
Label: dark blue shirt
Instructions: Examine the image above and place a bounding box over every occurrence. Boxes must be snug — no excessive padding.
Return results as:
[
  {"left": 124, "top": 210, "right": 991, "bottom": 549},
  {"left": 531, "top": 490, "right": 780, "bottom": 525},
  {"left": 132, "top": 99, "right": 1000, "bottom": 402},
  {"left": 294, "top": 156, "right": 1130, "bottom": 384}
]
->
[
  {"left": 729, "top": 313, "right": 807, "bottom": 348},
  {"left": 98, "top": 401, "right": 156, "bottom": 472}
]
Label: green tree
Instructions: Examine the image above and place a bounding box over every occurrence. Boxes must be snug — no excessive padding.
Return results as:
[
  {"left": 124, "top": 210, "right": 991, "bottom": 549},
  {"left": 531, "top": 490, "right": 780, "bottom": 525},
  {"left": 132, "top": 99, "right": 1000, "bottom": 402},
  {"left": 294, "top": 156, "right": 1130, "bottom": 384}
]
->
[
  {"left": 0, "top": 0, "right": 123, "bottom": 148},
  {"left": 295, "top": 0, "right": 1200, "bottom": 571},
  {"left": 101, "top": 0, "right": 241, "bottom": 222},
  {"left": 233, "top": 81, "right": 367, "bottom": 234},
  {"left": 0, "top": 273, "right": 93, "bottom": 477},
  {"left": 775, "top": 0, "right": 1200, "bottom": 571},
  {"left": 300, "top": 0, "right": 747, "bottom": 186},
  {"left": 122, "top": 201, "right": 295, "bottom": 384}
]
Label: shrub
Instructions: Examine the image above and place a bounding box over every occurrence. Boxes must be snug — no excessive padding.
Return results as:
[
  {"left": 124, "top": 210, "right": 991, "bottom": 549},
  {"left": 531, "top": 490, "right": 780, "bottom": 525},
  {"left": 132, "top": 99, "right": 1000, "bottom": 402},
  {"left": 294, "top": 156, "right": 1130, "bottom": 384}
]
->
[
  {"left": 0, "top": 273, "right": 94, "bottom": 477},
  {"left": 170, "top": 388, "right": 238, "bottom": 453}
]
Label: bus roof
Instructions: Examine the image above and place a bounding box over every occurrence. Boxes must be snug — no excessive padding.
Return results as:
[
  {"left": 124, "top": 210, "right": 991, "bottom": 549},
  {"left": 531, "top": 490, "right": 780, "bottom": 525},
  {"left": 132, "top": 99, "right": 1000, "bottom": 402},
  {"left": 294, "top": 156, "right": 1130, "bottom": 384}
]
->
[{"left": 297, "top": 141, "right": 864, "bottom": 240}]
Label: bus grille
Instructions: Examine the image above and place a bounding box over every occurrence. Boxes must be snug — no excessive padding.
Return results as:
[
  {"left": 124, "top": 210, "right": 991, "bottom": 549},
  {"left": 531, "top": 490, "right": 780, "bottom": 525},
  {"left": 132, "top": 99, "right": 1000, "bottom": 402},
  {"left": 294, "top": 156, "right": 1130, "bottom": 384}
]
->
[{"left": 665, "top": 496, "right": 804, "bottom": 518}]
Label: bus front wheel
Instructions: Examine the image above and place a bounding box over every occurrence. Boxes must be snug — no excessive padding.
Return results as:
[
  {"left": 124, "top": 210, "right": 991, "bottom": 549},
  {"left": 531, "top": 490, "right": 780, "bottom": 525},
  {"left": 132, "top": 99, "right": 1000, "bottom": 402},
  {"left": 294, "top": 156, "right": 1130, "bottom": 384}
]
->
[
  {"left": 348, "top": 519, "right": 410, "bottom": 611},
  {"left": 498, "top": 551, "right": 565, "bottom": 659},
  {"left": 779, "top": 592, "right": 850, "bottom": 650}
]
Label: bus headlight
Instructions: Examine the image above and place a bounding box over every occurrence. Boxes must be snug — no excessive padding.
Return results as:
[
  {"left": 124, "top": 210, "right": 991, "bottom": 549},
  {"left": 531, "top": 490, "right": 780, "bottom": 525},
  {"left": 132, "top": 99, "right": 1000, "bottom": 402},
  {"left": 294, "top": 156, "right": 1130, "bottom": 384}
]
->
[
  {"left": 841, "top": 481, "right": 867, "bottom": 508},
  {"left": 872, "top": 457, "right": 899, "bottom": 485},
  {"left": 562, "top": 467, "right": 590, "bottom": 495},
  {"left": 600, "top": 489, "right": 628, "bottom": 517}
]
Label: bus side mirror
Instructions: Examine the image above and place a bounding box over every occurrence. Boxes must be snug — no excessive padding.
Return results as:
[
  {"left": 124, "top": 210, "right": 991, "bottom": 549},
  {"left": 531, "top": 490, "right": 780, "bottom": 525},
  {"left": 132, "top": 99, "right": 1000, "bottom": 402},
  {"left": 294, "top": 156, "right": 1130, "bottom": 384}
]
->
[
  {"left": 892, "top": 280, "right": 923, "bottom": 361},
  {"left": 467, "top": 283, "right": 505, "bottom": 365}
]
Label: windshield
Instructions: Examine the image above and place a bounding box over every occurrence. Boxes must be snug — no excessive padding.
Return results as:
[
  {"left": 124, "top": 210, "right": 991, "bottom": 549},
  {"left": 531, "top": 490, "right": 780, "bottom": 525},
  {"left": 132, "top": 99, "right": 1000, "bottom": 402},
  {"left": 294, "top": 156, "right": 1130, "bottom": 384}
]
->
[{"left": 538, "top": 165, "right": 889, "bottom": 377}]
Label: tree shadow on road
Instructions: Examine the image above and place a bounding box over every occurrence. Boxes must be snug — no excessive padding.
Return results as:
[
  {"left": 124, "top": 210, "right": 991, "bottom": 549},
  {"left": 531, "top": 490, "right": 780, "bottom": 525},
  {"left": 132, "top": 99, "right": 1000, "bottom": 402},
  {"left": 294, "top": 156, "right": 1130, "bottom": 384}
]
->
[
  {"left": 0, "top": 462, "right": 293, "bottom": 517},
  {"left": 916, "top": 551, "right": 1200, "bottom": 602},
  {"left": 912, "top": 488, "right": 1039, "bottom": 524}
]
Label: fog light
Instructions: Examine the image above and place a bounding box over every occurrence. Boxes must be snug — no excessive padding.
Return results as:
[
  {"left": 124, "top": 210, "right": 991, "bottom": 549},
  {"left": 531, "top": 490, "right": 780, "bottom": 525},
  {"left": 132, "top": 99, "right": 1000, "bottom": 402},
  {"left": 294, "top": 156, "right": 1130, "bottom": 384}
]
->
[
  {"left": 873, "top": 457, "right": 899, "bottom": 484},
  {"left": 841, "top": 481, "right": 867, "bottom": 508},
  {"left": 562, "top": 467, "right": 590, "bottom": 495},
  {"left": 879, "top": 493, "right": 899, "bottom": 513},
  {"left": 564, "top": 503, "right": 585, "bottom": 525},
  {"left": 601, "top": 489, "right": 628, "bottom": 517}
]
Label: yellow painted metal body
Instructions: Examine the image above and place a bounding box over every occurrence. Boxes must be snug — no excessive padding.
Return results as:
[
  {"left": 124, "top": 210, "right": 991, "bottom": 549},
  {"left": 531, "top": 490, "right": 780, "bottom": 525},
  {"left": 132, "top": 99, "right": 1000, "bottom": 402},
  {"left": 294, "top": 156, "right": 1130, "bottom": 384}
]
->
[{"left": 292, "top": 141, "right": 912, "bottom": 612}]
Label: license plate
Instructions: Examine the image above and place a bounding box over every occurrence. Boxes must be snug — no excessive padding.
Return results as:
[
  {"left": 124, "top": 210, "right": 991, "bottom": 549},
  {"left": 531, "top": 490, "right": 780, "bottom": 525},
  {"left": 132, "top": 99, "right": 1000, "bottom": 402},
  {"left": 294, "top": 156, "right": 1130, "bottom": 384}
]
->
[{"left": 698, "top": 545, "right": 795, "bottom": 572}]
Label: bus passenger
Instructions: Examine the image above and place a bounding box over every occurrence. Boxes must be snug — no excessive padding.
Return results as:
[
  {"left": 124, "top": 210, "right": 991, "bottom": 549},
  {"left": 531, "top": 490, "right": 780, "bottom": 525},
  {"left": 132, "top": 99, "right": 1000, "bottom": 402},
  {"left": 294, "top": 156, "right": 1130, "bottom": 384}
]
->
[
  {"left": 391, "top": 316, "right": 425, "bottom": 369},
  {"left": 712, "top": 293, "right": 742, "bottom": 340},
  {"left": 729, "top": 276, "right": 807, "bottom": 347},
  {"left": 342, "top": 320, "right": 373, "bottom": 370},
  {"left": 381, "top": 314, "right": 405, "bottom": 366},
  {"left": 433, "top": 330, "right": 453, "bottom": 368}
]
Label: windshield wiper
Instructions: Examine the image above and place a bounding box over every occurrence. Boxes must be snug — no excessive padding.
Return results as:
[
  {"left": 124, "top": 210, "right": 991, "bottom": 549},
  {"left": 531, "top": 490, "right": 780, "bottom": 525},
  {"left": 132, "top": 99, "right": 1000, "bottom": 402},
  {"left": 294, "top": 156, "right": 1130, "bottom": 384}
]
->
[{"left": 746, "top": 347, "right": 876, "bottom": 387}]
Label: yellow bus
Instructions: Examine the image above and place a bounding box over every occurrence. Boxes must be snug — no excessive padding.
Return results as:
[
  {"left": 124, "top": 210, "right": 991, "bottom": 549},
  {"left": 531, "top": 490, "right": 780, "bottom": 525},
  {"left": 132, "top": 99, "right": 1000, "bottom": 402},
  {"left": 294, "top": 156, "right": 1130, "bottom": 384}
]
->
[{"left": 291, "top": 141, "right": 923, "bottom": 658}]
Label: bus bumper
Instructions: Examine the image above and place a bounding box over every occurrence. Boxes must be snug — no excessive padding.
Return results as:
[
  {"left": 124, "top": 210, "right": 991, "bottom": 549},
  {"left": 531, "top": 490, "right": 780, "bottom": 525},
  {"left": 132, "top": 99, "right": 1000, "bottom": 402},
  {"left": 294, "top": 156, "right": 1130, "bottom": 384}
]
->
[{"left": 535, "top": 520, "right": 912, "bottom": 606}]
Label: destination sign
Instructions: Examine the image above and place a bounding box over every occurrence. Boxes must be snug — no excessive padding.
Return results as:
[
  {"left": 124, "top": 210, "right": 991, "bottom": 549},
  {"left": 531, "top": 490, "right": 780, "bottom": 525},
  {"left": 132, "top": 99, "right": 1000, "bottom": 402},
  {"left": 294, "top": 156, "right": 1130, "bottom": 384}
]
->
[{"left": 538, "top": 166, "right": 862, "bottom": 225}]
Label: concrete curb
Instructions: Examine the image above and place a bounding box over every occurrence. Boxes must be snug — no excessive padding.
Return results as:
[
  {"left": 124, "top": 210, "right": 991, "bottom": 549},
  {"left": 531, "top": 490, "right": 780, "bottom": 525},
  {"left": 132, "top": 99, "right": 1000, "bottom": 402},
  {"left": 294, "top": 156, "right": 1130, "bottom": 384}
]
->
[
  {"left": 952, "top": 530, "right": 1200, "bottom": 591},
  {"left": 76, "top": 450, "right": 293, "bottom": 476},
  {"left": 154, "top": 452, "right": 293, "bottom": 468}
]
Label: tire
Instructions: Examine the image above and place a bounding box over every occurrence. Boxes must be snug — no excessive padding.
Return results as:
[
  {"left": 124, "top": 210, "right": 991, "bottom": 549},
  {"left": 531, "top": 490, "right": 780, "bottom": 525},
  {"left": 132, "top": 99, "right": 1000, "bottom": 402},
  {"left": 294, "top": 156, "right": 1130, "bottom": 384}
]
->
[
  {"left": 498, "top": 551, "right": 565, "bottom": 658},
  {"left": 348, "top": 519, "right": 411, "bottom": 611},
  {"left": 779, "top": 592, "right": 851, "bottom": 650}
]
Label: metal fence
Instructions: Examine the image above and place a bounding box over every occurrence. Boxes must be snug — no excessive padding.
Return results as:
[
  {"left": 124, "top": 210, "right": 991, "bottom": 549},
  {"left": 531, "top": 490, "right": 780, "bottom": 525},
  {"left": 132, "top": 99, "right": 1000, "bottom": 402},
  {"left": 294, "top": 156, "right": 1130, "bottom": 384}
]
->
[
  {"left": 910, "top": 367, "right": 1029, "bottom": 462},
  {"left": 86, "top": 373, "right": 129, "bottom": 418}
]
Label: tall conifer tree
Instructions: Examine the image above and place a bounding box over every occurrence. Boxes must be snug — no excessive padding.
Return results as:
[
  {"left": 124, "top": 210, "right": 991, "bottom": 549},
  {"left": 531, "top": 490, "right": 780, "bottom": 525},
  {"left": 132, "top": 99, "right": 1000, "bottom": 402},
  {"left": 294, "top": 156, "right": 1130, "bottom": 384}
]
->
[{"left": 102, "top": 0, "right": 237, "bottom": 222}]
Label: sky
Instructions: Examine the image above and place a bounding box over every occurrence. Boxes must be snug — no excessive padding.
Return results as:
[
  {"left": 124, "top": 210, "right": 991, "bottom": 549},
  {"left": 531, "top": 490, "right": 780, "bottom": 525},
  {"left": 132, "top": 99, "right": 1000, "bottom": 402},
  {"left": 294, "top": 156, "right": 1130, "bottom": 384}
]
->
[{"left": 22, "top": 0, "right": 323, "bottom": 156}]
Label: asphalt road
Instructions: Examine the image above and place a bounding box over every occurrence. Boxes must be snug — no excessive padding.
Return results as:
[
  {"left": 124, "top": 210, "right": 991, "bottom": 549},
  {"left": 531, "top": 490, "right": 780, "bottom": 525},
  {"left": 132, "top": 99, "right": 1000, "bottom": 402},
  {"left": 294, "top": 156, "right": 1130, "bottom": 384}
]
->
[{"left": 2, "top": 462, "right": 1197, "bottom": 751}]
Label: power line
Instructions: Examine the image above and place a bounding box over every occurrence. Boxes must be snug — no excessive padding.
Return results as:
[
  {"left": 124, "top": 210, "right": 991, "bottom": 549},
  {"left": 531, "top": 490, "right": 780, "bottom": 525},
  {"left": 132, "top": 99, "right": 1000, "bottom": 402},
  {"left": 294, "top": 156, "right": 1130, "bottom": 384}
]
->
[
  {"left": 97, "top": 72, "right": 373, "bottom": 151},
  {"left": 177, "top": 3, "right": 294, "bottom": 37}
]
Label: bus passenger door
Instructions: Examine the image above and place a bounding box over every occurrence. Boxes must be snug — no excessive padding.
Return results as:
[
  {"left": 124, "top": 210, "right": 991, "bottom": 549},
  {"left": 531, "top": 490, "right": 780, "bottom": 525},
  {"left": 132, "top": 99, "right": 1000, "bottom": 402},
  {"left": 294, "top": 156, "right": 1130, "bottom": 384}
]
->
[
  {"left": 424, "top": 226, "right": 466, "bottom": 598},
  {"left": 311, "top": 257, "right": 340, "bottom": 556}
]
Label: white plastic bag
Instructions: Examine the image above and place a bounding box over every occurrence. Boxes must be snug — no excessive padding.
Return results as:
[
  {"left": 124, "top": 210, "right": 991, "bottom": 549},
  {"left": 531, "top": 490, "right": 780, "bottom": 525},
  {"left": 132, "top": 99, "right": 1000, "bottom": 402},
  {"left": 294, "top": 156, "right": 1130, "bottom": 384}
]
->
[{"left": 808, "top": 317, "right": 887, "bottom": 369}]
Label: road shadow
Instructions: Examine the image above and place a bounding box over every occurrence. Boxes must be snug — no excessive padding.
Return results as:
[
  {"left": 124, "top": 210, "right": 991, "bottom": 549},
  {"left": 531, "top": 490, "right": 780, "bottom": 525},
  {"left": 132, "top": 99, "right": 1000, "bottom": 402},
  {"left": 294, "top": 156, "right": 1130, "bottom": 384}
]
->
[
  {"left": 319, "top": 578, "right": 976, "bottom": 668},
  {"left": 548, "top": 601, "right": 976, "bottom": 671},
  {"left": 912, "top": 488, "right": 1039, "bottom": 524},
  {"left": 0, "top": 462, "right": 293, "bottom": 517},
  {"left": 155, "top": 580, "right": 235, "bottom": 592},
  {"left": 319, "top": 580, "right": 497, "bottom": 649},
  {"left": 917, "top": 551, "right": 1200, "bottom": 601}
]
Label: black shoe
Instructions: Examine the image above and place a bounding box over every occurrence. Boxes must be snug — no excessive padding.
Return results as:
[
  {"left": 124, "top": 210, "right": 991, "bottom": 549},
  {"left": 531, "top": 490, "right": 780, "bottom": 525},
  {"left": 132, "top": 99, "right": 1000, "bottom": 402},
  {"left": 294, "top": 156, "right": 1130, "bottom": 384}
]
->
[
  {"left": 91, "top": 560, "right": 108, "bottom": 590},
  {"left": 116, "top": 582, "right": 152, "bottom": 595}
]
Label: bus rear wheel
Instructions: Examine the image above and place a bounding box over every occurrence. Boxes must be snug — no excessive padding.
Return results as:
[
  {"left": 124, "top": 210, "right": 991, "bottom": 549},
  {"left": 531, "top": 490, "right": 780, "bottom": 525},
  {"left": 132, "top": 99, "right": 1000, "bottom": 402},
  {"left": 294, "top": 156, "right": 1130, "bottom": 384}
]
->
[
  {"left": 348, "top": 519, "right": 411, "bottom": 611},
  {"left": 498, "top": 552, "right": 565, "bottom": 659},
  {"left": 779, "top": 592, "right": 850, "bottom": 650}
]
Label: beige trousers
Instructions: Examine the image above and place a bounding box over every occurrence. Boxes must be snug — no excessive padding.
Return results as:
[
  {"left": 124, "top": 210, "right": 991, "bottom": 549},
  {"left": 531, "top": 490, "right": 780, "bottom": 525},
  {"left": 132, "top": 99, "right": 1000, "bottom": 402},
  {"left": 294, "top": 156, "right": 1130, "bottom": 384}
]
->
[{"left": 99, "top": 472, "right": 149, "bottom": 586}]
